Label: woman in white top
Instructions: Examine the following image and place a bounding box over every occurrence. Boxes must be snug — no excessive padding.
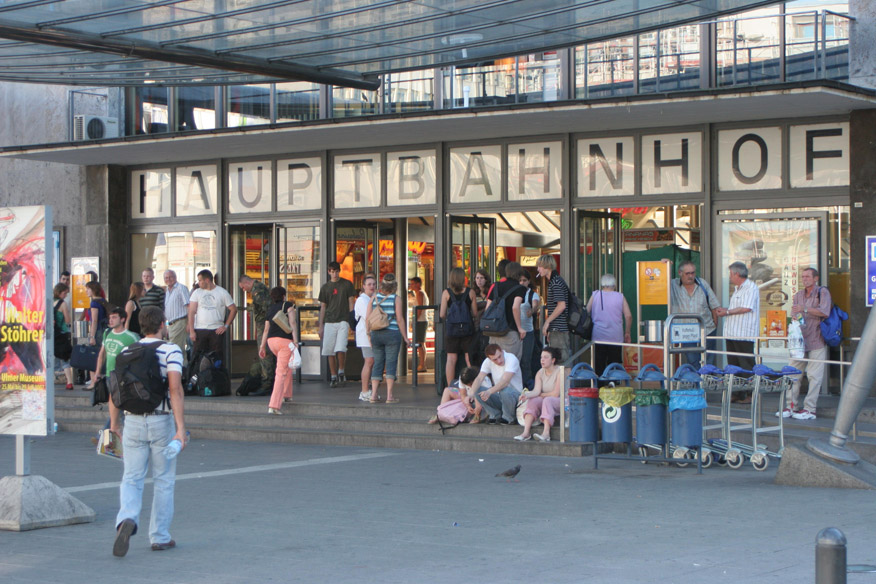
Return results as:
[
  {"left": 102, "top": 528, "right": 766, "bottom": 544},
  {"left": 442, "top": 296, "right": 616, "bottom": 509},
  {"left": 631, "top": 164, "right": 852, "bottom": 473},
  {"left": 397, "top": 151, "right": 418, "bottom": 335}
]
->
[
  {"left": 354, "top": 273, "right": 377, "bottom": 403},
  {"left": 515, "top": 347, "right": 563, "bottom": 442}
]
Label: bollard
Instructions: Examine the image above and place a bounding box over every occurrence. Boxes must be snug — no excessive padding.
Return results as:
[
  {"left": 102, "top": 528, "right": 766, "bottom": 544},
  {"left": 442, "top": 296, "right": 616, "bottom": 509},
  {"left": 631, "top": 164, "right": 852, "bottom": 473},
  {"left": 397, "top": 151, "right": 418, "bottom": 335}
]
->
[{"left": 815, "top": 527, "right": 846, "bottom": 584}]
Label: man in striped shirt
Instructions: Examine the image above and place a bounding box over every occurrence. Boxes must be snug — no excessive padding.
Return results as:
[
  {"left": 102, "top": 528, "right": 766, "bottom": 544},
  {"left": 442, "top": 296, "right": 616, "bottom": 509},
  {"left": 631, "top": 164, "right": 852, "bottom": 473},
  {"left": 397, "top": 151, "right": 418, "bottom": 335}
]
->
[
  {"left": 140, "top": 268, "right": 165, "bottom": 310},
  {"left": 536, "top": 254, "right": 570, "bottom": 363},
  {"left": 715, "top": 261, "right": 760, "bottom": 403}
]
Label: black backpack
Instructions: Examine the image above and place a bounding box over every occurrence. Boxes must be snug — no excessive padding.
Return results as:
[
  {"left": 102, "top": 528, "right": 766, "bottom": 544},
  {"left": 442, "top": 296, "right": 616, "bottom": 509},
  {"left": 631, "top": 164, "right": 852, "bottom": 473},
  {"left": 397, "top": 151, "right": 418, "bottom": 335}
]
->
[
  {"left": 445, "top": 288, "right": 473, "bottom": 338},
  {"left": 567, "top": 290, "right": 593, "bottom": 340},
  {"left": 188, "top": 351, "right": 231, "bottom": 397},
  {"left": 480, "top": 284, "right": 523, "bottom": 337},
  {"left": 109, "top": 343, "right": 168, "bottom": 414}
]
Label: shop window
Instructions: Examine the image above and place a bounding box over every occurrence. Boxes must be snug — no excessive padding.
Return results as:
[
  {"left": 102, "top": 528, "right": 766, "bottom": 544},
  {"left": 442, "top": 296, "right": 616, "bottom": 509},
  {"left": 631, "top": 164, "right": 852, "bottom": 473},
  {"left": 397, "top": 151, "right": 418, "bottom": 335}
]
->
[
  {"left": 227, "top": 84, "right": 271, "bottom": 128},
  {"left": 332, "top": 86, "right": 378, "bottom": 118},
  {"left": 175, "top": 87, "right": 216, "bottom": 131},
  {"left": 133, "top": 87, "right": 169, "bottom": 135},
  {"left": 276, "top": 82, "right": 320, "bottom": 122},
  {"left": 130, "top": 231, "right": 218, "bottom": 293},
  {"left": 384, "top": 70, "right": 434, "bottom": 113}
]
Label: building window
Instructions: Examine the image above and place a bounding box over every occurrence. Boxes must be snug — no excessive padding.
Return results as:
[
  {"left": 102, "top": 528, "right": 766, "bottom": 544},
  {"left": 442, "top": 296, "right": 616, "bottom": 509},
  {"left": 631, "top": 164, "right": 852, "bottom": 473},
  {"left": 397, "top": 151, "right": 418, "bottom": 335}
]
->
[
  {"left": 332, "top": 86, "right": 378, "bottom": 118},
  {"left": 227, "top": 84, "right": 271, "bottom": 128},
  {"left": 130, "top": 231, "right": 218, "bottom": 291},
  {"left": 384, "top": 70, "right": 434, "bottom": 113},
  {"left": 276, "top": 82, "right": 320, "bottom": 122},
  {"left": 175, "top": 87, "right": 216, "bottom": 131}
]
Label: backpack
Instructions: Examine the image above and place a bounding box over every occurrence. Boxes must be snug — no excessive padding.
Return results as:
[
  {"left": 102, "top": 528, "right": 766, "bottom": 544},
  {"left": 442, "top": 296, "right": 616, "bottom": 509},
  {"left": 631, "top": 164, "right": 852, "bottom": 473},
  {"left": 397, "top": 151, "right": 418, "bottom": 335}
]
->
[
  {"left": 818, "top": 288, "right": 848, "bottom": 347},
  {"left": 480, "top": 284, "right": 523, "bottom": 337},
  {"left": 567, "top": 290, "right": 593, "bottom": 340},
  {"left": 53, "top": 299, "right": 72, "bottom": 361},
  {"left": 188, "top": 351, "right": 230, "bottom": 397},
  {"left": 109, "top": 343, "right": 168, "bottom": 414},
  {"left": 445, "top": 288, "right": 473, "bottom": 338},
  {"left": 235, "top": 362, "right": 262, "bottom": 396}
]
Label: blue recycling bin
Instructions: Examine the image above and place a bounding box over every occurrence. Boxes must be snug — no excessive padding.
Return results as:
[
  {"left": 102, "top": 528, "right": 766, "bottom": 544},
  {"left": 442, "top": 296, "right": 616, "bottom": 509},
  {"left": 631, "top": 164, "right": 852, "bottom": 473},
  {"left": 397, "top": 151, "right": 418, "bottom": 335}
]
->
[
  {"left": 634, "top": 364, "right": 668, "bottom": 446},
  {"left": 599, "top": 363, "right": 633, "bottom": 443},
  {"left": 670, "top": 365, "right": 706, "bottom": 448},
  {"left": 569, "top": 363, "right": 600, "bottom": 442}
]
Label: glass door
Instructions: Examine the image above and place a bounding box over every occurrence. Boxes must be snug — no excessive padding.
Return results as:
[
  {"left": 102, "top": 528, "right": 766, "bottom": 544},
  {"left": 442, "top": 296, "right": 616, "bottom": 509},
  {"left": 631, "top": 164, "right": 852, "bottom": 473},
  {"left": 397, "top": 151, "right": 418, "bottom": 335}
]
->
[
  {"left": 449, "top": 216, "right": 497, "bottom": 285},
  {"left": 229, "top": 225, "right": 272, "bottom": 342},
  {"left": 577, "top": 211, "right": 622, "bottom": 300},
  {"left": 277, "top": 223, "right": 321, "bottom": 377},
  {"left": 335, "top": 222, "right": 380, "bottom": 291}
]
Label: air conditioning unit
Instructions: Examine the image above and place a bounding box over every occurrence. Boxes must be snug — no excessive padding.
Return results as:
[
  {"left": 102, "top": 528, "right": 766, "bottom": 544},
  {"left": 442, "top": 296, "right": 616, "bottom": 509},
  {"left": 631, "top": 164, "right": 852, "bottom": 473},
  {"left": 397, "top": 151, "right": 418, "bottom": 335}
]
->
[{"left": 72, "top": 115, "right": 119, "bottom": 141}]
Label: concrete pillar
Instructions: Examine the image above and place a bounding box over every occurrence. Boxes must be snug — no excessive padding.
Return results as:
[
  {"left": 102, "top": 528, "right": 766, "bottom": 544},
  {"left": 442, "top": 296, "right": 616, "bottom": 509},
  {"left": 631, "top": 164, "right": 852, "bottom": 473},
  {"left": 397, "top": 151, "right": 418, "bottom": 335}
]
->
[
  {"left": 850, "top": 0, "right": 876, "bottom": 90},
  {"left": 848, "top": 109, "right": 876, "bottom": 341}
]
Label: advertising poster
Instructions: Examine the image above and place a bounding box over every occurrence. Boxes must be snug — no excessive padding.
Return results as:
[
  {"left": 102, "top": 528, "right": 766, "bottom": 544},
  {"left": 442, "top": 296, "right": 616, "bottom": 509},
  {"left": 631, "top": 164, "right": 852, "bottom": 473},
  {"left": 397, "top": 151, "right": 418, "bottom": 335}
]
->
[
  {"left": 867, "top": 236, "right": 876, "bottom": 307},
  {"left": 0, "top": 206, "right": 52, "bottom": 436},
  {"left": 71, "top": 256, "right": 99, "bottom": 312},
  {"left": 637, "top": 261, "right": 670, "bottom": 306},
  {"left": 721, "top": 217, "right": 820, "bottom": 358}
]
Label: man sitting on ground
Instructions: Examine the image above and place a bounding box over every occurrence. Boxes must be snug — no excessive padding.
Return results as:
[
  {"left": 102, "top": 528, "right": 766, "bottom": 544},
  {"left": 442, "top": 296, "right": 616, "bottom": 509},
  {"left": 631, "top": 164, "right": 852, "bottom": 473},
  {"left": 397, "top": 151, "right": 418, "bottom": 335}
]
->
[{"left": 468, "top": 343, "right": 524, "bottom": 425}]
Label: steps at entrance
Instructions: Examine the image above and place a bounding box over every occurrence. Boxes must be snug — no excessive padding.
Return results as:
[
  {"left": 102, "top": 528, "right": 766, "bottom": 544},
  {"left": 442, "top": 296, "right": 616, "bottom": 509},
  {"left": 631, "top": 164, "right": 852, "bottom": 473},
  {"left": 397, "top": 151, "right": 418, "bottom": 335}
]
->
[{"left": 54, "top": 393, "right": 593, "bottom": 457}]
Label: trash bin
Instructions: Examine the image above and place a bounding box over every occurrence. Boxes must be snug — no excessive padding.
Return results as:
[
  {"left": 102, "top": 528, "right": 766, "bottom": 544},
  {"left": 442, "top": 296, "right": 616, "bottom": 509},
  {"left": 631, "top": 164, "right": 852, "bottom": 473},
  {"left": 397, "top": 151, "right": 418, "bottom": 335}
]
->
[
  {"left": 569, "top": 388, "right": 600, "bottom": 442},
  {"left": 599, "top": 363, "right": 634, "bottom": 443},
  {"left": 669, "top": 389, "right": 707, "bottom": 448},
  {"left": 569, "top": 363, "right": 600, "bottom": 442},
  {"left": 634, "top": 364, "right": 667, "bottom": 445}
]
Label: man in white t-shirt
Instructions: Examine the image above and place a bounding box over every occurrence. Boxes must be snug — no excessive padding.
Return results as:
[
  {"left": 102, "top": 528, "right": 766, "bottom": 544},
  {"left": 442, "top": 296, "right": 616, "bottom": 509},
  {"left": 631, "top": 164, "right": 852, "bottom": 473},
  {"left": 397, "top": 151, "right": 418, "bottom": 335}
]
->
[
  {"left": 187, "top": 269, "right": 237, "bottom": 355},
  {"left": 469, "top": 343, "right": 523, "bottom": 425}
]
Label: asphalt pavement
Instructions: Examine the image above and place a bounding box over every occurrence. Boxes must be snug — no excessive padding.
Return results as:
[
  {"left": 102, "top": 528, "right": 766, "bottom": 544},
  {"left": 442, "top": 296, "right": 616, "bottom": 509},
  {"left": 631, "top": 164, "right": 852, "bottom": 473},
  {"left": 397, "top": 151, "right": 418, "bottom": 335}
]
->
[{"left": 2, "top": 431, "right": 875, "bottom": 583}]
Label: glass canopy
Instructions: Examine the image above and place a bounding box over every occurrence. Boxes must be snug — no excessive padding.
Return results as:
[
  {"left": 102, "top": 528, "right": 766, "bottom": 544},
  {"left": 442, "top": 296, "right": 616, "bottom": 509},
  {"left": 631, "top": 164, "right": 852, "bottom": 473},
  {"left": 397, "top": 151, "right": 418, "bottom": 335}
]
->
[{"left": 0, "top": 0, "right": 786, "bottom": 89}]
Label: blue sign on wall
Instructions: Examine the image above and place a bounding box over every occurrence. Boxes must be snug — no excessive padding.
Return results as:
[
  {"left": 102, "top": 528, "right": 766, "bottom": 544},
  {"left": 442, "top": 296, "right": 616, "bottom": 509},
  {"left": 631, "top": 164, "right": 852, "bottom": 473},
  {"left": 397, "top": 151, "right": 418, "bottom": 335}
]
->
[{"left": 868, "top": 236, "right": 876, "bottom": 307}]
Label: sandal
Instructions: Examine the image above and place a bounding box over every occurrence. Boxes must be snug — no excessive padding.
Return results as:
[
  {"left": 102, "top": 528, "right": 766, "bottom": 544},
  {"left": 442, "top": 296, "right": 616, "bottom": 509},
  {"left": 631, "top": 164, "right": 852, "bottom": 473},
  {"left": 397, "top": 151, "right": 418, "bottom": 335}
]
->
[
  {"left": 469, "top": 413, "right": 480, "bottom": 424},
  {"left": 369, "top": 397, "right": 380, "bottom": 404},
  {"left": 428, "top": 415, "right": 438, "bottom": 424},
  {"left": 385, "top": 398, "right": 399, "bottom": 404}
]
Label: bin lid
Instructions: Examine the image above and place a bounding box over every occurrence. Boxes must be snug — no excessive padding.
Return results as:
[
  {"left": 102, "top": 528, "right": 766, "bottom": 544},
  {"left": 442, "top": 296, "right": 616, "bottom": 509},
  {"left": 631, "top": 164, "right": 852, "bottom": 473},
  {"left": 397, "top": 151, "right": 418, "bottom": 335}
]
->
[
  {"left": 599, "top": 362, "right": 631, "bottom": 382},
  {"left": 569, "top": 362, "right": 599, "bottom": 380},
  {"left": 635, "top": 363, "right": 666, "bottom": 382},
  {"left": 671, "top": 363, "right": 701, "bottom": 383},
  {"left": 569, "top": 388, "right": 599, "bottom": 398}
]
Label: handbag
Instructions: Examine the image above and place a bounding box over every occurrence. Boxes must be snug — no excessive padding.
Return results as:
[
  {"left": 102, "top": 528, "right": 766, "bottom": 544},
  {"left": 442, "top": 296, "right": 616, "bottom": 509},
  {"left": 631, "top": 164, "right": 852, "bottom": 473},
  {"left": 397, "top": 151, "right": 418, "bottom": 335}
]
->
[
  {"left": 271, "top": 302, "right": 294, "bottom": 334},
  {"left": 288, "top": 343, "right": 302, "bottom": 370},
  {"left": 70, "top": 344, "right": 99, "bottom": 371},
  {"left": 91, "top": 376, "right": 109, "bottom": 406},
  {"left": 367, "top": 296, "right": 391, "bottom": 331}
]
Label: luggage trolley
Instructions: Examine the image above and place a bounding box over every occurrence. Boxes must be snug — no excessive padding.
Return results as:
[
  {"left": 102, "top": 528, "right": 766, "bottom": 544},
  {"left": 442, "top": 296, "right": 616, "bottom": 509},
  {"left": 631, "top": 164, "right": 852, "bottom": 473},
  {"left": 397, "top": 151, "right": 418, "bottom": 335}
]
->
[{"left": 701, "top": 364, "right": 800, "bottom": 471}]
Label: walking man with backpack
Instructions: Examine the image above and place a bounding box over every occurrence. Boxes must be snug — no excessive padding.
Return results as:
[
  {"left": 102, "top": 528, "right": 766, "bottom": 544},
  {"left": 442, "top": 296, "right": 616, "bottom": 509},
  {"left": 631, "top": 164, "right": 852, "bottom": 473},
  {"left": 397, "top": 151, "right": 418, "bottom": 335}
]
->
[
  {"left": 777, "top": 267, "right": 832, "bottom": 420},
  {"left": 109, "top": 306, "right": 186, "bottom": 557},
  {"left": 439, "top": 267, "right": 478, "bottom": 386},
  {"left": 537, "top": 254, "right": 571, "bottom": 363}
]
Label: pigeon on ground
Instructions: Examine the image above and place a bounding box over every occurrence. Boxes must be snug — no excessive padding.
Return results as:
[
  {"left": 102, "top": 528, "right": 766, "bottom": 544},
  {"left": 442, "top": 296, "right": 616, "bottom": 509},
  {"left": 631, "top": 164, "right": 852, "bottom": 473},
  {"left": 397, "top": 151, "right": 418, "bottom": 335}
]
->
[{"left": 495, "top": 465, "right": 521, "bottom": 481}]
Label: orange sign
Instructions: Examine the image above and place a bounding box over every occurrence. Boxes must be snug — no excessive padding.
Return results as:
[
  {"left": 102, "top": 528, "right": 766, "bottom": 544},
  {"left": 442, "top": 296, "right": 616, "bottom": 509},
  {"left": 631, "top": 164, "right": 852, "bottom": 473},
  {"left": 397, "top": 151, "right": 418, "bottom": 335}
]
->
[{"left": 638, "top": 261, "right": 670, "bottom": 306}]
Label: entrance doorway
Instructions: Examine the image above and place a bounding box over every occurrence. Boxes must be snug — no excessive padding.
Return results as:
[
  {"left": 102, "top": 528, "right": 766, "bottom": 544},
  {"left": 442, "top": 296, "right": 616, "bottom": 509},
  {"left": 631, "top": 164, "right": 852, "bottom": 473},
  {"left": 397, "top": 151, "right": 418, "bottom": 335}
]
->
[{"left": 228, "top": 222, "right": 321, "bottom": 376}]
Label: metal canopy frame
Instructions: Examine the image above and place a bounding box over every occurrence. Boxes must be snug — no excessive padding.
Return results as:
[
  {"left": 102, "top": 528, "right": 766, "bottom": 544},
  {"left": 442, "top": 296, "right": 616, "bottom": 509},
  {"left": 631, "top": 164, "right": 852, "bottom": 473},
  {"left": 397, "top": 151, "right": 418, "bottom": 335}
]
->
[{"left": 0, "top": 0, "right": 787, "bottom": 88}]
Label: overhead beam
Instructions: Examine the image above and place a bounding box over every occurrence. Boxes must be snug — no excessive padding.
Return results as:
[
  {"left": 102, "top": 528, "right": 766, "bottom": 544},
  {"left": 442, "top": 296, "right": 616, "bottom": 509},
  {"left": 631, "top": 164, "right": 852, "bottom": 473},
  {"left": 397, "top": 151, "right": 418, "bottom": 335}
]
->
[{"left": 0, "top": 18, "right": 381, "bottom": 90}]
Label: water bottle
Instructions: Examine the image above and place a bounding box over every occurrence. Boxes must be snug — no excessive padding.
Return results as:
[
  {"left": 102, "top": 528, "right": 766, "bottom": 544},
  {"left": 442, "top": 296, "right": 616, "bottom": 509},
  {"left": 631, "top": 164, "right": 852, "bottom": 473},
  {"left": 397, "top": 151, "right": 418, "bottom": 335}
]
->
[
  {"left": 163, "top": 440, "right": 182, "bottom": 459},
  {"left": 163, "top": 432, "right": 190, "bottom": 460}
]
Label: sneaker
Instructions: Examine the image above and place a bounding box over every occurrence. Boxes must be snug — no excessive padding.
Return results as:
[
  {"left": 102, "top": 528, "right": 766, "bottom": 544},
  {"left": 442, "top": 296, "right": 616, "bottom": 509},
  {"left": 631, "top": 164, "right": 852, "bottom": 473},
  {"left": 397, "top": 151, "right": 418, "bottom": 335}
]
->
[
  {"left": 792, "top": 409, "right": 816, "bottom": 420},
  {"left": 338, "top": 373, "right": 346, "bottom": 385},
  {"left": 358, "top": 391, "right": 372, "bottom": 402},
  {"left": 151, "top": 540, "right": 176, "bottom": 552},
  {"left": 499, "top": 418, "right": 513, "bottom": 425},
  {"left": 113, "top": 518, "right": 136, "bottom": 557},
  {"left": 329, "top": 377, "right": 338, "bottom": 388},
  {"left": 488, "top": 418, "right": 500, "bottom": 425},
  {"left": 775, "top": 408, "right": 794, "bottom": 418},
  {"left": 65, "top": 383, "right": 74, "bottom": 390}
]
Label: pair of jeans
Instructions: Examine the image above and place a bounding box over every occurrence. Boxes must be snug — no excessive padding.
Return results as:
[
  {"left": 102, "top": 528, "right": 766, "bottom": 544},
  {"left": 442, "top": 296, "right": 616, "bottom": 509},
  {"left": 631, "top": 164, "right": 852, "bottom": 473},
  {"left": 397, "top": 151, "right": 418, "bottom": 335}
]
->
[
  {"left": 370, "top": 328, "right": 402, "bottom": 381},
  {"left": 474, "top": 385, "right": 521, "bottom": 423},
  {"left": 683, "top": 329, "right": 717, "bottom": 370},
  {"left": 116, "top": 413, "right": 177, "bottom": 545},
  {"left": 519, "top": 332, "right": 535, "bottom": 388}
]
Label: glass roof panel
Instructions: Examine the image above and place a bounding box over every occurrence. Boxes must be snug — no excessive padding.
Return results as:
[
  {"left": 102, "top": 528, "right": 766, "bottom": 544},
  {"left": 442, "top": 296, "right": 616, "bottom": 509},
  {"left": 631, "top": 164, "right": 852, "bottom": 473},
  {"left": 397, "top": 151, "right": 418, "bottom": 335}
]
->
[{"left": 0, "top": 0, "right": 785, "bottom": 86}]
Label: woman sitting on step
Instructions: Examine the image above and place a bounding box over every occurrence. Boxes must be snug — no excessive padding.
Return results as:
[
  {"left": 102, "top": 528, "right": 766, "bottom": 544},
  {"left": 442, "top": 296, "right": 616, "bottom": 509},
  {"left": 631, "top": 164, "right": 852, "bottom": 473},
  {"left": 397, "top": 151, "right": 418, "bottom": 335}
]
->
[
  {"left": 428, "top": 367, "right": 483, "bottom": 424},
  {"left": 514, "top": 347, "right": 563, "bottom": 442}
]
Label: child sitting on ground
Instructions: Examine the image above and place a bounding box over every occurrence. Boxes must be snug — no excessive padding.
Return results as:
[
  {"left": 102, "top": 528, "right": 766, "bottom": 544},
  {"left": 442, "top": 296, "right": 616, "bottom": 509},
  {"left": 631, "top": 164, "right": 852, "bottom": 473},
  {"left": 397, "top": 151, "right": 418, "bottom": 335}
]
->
[{"left": 428, "top": 367, "right": 484, "bottom": 424}]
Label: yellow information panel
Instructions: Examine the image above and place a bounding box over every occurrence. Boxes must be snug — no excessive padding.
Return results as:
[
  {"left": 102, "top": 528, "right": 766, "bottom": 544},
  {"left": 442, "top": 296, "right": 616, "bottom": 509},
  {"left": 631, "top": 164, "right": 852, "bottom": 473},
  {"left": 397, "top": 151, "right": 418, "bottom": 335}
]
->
[{"left": 638, "top": 261, "right": 670, "bottom": 306}]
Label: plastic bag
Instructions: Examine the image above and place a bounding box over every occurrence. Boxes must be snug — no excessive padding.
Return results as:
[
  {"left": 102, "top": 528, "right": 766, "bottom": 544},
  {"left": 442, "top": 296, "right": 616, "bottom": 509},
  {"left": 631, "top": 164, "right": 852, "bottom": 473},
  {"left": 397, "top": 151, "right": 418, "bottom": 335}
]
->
[
  {"left": 288, "top": 343, "right": 302, "bottom": 370},
  {"left": 787, "top": 319, "right": 805, "bottom": 359},
  {"left": 669, "top": 389, "right": 708, "bottom": 412},
  {"left": 635, "top": 389, "right": 668, "bottom": 407},
  {"left": 599, "top": 386, "right": 634, "bottom": 408}
]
